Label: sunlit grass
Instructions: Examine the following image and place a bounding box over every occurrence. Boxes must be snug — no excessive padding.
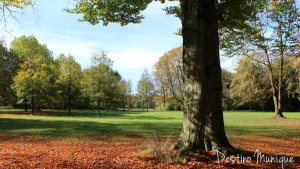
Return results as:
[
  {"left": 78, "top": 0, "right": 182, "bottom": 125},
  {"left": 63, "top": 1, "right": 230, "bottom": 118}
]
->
[
  {"left": 0, "top": 108, "right": 23, "bottom": 111},
  {"left": 0, "top": 110, "right": 299, "bottom": 139}
]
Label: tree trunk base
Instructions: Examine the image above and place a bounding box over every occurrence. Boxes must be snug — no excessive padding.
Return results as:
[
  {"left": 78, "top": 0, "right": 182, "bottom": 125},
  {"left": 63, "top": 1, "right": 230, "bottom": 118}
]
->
[
  {"left": 170, "top": 139, "right": 235, "bottom": 157},
  {"left": 274, "top": 113, "right": 285, "bottom": 118}
]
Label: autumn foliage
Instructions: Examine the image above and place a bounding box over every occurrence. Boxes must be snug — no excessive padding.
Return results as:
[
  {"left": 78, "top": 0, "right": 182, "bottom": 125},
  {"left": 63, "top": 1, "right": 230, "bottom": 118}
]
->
[{"left": 0, "top": 135, "right": 299, "bottom": 169}]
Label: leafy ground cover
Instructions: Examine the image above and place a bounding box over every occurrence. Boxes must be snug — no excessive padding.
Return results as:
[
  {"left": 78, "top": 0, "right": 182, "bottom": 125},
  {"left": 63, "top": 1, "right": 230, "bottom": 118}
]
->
[{"left": 0, "top": 110, "right": 299, "bottom": 168}]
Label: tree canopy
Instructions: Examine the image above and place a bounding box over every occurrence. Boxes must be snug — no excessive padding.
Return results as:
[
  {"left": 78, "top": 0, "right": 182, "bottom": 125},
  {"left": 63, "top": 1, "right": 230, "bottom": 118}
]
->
[
  {"left": 11, "top": 35, "right": 54, "bottom": 114},
  {"left": 0, "top": 0, "right": 34, "bottom": 27}
]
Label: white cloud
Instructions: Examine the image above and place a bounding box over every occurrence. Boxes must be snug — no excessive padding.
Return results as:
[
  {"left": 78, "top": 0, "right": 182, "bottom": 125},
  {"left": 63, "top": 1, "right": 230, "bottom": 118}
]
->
[
  {"left": 220, "top": 56, "right": 238, "bottom": 72},
  {"left": 109, "top": 49, "right": 161, "bottom": 70},
  {"left": 44, "top": 40, "right": 95, "bottom": 67}
]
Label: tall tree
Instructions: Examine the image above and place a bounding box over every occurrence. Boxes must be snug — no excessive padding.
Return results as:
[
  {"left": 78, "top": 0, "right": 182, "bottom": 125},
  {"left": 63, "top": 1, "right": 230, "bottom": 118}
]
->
[
  {"left": 11, "top": 35, "right": 54, "bottom": 114},
  {"left": 12, "top": 57, "right": 53, "bottom": 114},
  {"left": 66, "top": 0, "right": 263, "bottom": 153},
  {"left": 230, "top": 57, "right": 271, "bottom": 110},
  {"left": 220, "top": 0, "right": 299, "bottom": 117},
  {"left": 154, "top": 46, "right": 184, "bottom": 106},
  {"left": 126, "top": 79, "right": 133, "bottom": 108},
  {"left": 118, "top": 79, "right": 131, "bottom": 111},
  {"left": 81, "top": 50, "right": 118, "bottom": 116},
  {"left": 153, "top": 66, "right": 168, "bottom": 108},
  {"left": 101, "top": 70, "right": 121, "bottom": 110},
  {"left": 272, "top": 56, "right": 299, "bottom": 112},
  {"left": 0, "top": 43, "right": 19, "bottom": 107},
  {"left": 56, "top": 54, "right": 82, "bottom": 116},
  {"left": 221, "top": 69, "right": 233, "bottom": 111},
  {"left": 137, "top": 69, "right": 154, "bottom": 112}
]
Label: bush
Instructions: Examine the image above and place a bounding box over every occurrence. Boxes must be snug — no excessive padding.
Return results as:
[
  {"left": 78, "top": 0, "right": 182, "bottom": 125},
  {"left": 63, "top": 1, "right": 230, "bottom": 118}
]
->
[
  {"left": 143, "top": 133, "right": 181, "bottom": 162},
  {"left": 167, "top": 99, "right": 183, "bottom": 111}
]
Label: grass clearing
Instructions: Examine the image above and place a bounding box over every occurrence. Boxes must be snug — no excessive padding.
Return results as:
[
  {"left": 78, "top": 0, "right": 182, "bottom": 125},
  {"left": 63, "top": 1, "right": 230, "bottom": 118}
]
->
[
  {"left": 0, "top": 110, "right": 299, "bottom": 138},
  {"left": 224, "top": 111, "right": 300, "bottom": 138},
  {"left": 0, "top": 110, "right": 299, "bottom": 168},
  {"left": 0, "top": 110, "right": 183, "bottom": 138},
  {"left": 1, "top": 110, "right": 299, "bottom": 139}
]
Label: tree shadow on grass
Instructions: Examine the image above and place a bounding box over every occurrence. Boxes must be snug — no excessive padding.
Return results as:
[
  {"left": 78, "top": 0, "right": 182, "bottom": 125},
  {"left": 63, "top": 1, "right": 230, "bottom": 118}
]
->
[
  {"left": 0, "top": 118, "right": 182, "bottom": 139},
  {"left": 0, "top": 110, "right": 181, "bottom": 120}
]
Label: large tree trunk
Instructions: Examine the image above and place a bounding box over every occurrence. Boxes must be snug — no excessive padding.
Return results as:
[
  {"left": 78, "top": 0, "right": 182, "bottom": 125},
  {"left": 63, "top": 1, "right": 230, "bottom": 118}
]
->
[{"left": 173, "top": 0, "right": 232, "bottom": 154}]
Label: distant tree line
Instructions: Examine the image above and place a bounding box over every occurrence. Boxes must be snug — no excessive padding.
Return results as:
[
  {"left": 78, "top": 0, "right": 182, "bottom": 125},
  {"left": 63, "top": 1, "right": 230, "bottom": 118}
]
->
[
  {"left": 153, "top": 47, "right": 299, "bottom": 112},
  {"left": 1, "top": 36, "right": 299, "bottom": 114},
  {"left": 0, "top": 35, "right": 134, "bottom": 116}
]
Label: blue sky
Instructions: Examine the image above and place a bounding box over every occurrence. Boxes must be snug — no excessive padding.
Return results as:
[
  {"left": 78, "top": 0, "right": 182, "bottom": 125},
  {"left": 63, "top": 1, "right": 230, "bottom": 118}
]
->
[{"left": 1, "top": 0, "right": 237, "bottom": 91}]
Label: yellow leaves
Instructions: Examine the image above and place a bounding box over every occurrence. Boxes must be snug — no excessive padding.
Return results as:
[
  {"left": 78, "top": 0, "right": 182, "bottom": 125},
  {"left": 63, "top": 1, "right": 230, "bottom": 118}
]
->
[
  {"left": 0, "top": 0, "right": 33, "bottom": 9},
  {"left": 155, "top": 46, "right": 183, "bottom": 77}
]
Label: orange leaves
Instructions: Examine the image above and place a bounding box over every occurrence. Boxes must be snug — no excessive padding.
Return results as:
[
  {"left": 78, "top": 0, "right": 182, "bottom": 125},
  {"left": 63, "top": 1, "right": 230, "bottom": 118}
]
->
[{"left": 0, "top": 136, "right": 299, "bottom": 169}]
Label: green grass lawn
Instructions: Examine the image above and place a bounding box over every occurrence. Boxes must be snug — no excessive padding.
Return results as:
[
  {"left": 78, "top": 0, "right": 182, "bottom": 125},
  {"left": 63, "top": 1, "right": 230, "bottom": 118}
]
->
[
  {"left": 0, "top": 110, "right": 299, "bottom": 139},
  {"left": 224, "top": 111, "right": 300, "bottom": 138},
  {"left": 0, "top": 108, "right": 24, "bottom": 111}
]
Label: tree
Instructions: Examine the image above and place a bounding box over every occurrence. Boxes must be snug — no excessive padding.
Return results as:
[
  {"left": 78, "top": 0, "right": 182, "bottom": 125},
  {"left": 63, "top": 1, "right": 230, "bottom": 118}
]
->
[
  {"left": 272, "top": 56, "right": 299, "bottom": 112},
  {"left": 154, "top": 47, "right": 236, "bottom": 111},
  {"left": 154, "top": 46, "right": 184, "bottom": 109},
  {"left": 11, "top": 35, "right": 54, "bottom": 114},
  {"left": 56, "top": 54, "right": 81, "bottom": 116},
  {"left": 230, "top": 57, "right": 271, "bottom": 111},
  {"left": 0, "top": 42, "right": 19, "bottom": 107},
  {"left": 290, "top": 54, "right": 300, "bottom": 109},
  {"left": 81, "top": 50, "right": 119, "bottom": 116},
  {"left": 12, "top": 57, "right": 53, "bottom": 114},
  {"left": 153, "top": 66, "right": 168, "bottom": 108},
  {"left": 66, "top": 0, "right": 264, "bottom": 153},
  {"left": 137, "top": 69, "right": 154, "bottom": 112},
  {"left": 118, "top": 79, "right": 132, "bottom": 111},
  {"left": 221, "top": 69, "right": 234, "bottom": 111},
  {"left": 101, "top": 70, "right": 121, "bottom": 110},
  {"left": 126, "top": 79, "right": 133, "bottom": 108},
  {"left": 220, "top": 0, "right": 299, "bottom": 117}
]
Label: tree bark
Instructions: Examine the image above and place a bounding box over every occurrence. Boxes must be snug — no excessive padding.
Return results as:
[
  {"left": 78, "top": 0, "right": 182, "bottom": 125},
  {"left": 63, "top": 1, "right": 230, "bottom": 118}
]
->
[
  {"left": 37, "top": 101, "right": 40, "bottom": 112},
  {"left": 264, "top": 50, "right": 283, "bottom": 118},
  {"left": 277, "top": 23, "right": 284, "bottom": 118},
  {"left": 97, "top": 97, "right": 101, "bottom": 117},
  {"left": 31, "top": 96, "right": 34, "bottom": 115},
  {"left": 173, "top": 0, "right": 232, "bottom": 154},
  {"left": 24, "top": 98, "right": 27, "bottom": 112}
]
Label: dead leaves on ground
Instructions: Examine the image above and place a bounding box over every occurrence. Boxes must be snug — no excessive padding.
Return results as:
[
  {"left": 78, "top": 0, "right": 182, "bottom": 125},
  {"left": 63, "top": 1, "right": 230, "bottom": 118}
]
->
[{"left": 0, "top": 135, "right": 299, "bottom": 168}]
